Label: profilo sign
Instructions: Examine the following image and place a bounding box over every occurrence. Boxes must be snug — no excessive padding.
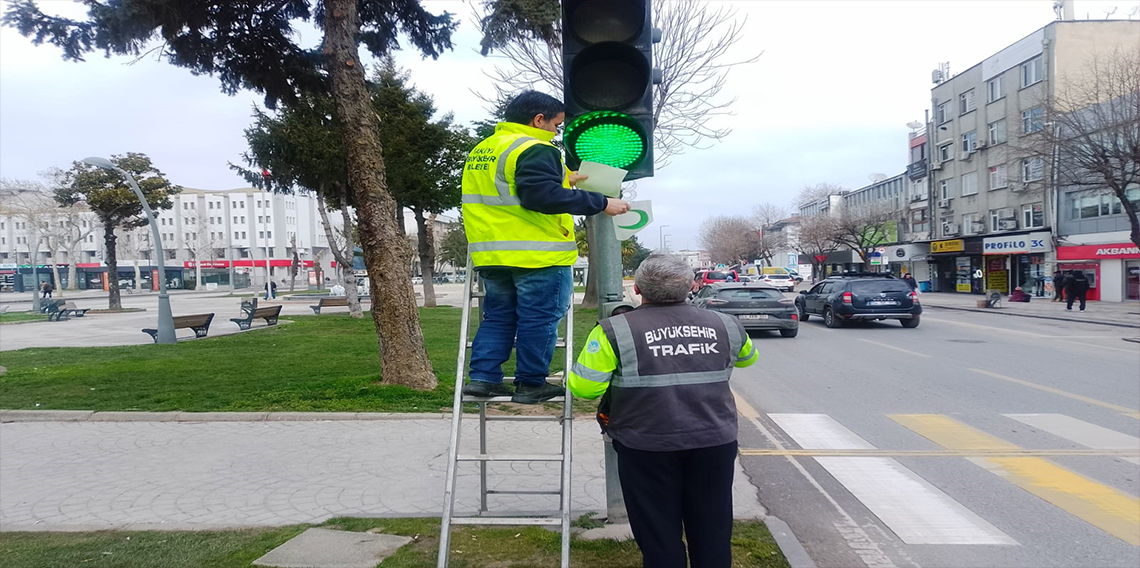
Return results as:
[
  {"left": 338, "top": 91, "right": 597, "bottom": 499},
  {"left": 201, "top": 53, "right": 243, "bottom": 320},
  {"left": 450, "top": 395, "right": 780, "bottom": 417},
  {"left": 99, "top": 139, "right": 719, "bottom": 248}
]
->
[{"left": 982, "top": 232, "right": 1051, "bottom": 255}]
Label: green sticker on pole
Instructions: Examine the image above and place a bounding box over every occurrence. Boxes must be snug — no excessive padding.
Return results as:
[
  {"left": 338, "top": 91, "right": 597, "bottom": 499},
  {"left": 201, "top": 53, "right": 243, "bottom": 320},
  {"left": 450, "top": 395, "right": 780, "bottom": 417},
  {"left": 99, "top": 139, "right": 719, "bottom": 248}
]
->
[{"left": 613, "top": 200, "right": 653, "bottom": 241}]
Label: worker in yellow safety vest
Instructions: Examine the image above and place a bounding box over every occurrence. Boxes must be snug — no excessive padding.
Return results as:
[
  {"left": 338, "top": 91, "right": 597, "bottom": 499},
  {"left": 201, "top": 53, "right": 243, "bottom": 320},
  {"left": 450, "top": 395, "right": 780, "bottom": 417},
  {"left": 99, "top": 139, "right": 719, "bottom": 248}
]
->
[
  {"left": 461, "top": 90, "right": 630, "bottom": 404},
  {"left": 568, "top": 254, "right": 758, "bottom": 568}
]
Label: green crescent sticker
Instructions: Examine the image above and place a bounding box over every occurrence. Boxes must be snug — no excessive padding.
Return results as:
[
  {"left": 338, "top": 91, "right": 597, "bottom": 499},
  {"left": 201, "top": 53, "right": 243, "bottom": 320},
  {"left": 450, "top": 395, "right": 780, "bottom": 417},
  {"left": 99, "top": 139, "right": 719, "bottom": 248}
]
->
[{"left": 618, "top": 210, "right": 650, "bottom": 230}]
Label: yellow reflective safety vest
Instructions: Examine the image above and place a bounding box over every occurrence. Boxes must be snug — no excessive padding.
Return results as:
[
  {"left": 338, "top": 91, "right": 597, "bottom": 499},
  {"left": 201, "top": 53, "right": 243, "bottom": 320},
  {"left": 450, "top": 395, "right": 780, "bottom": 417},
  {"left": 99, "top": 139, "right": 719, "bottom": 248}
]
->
[{"left": 461, "top": 122, "right": 578, "bottom": 268}]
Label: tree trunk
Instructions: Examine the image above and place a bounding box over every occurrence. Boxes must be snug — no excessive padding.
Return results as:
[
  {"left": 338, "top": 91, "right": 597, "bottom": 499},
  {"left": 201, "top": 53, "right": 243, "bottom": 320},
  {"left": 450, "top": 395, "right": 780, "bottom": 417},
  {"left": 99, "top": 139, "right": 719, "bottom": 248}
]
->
[
  {"left": 324, "top": 2, "right": 433, "bottom": 389},
  {"left": 103, "top": 224, "right": 121, "bottom": 310},
  {"left": 414, "top": 209, "right": 438, "bottom": 308},
  {"left": 133, "top": 258, "right": 142, "bottom": 291},
  {"left": 581, "top": 217, "right": 599, "bottom": 309},
  {"left": 66, "top": 243, "right": 79, "bottom": 290},
  {"left": 48, "top": 246, "right": 63, "bottom": 297},
  {"left": 195, "top": 258, "right": 202, "bottom": 291}
]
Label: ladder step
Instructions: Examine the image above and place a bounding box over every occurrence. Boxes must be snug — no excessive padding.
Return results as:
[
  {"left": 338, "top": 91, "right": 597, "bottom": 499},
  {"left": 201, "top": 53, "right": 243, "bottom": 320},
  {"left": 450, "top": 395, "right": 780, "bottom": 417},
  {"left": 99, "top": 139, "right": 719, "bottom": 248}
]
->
[
  {"left": 450, "top": 517, "right": 562, "bottom": 526},
  {"left": 457, "top": 453, "right": 564, "bottom": 462},
  {"left": 470, "top": 291, "right": 485, "bottom": 298},
  {"left": 486, "top": 489, "right": 562, "bottom": 495},
  {"left": 466, "top": 340, "right": 567, "bottom": 348},
  {"left": 484, "top": 415, "right": 562, "bottom": 422},
  {"left": 461, "top": 395, "right": 566, "bottom": 403}
]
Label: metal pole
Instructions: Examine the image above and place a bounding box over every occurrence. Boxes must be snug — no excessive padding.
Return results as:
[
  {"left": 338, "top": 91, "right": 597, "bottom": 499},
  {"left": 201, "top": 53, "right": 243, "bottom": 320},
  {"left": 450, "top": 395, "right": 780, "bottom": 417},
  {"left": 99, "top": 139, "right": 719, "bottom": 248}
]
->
[
  {"left": 590, "top": 213, "right": 628, "bottom": 522},
  {"left": 115, "top": 166, "right": 175, "bottom": 345},
  {"left": 658, "top": 224, "right": 669, "bottom": 252},
  {"left": 264, "top": 198, "right": 272, "bottom": 297},
  {"left": 30, "top": 243, "right": 41, "bottom": 313}
]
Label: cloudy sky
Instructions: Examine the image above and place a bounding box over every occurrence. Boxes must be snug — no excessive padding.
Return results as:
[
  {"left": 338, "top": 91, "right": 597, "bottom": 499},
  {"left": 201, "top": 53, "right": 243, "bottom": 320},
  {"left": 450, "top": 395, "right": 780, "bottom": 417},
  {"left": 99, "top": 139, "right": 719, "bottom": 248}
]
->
[{"left": 2, "top": 0, "right": 1137, "bottom": 249}]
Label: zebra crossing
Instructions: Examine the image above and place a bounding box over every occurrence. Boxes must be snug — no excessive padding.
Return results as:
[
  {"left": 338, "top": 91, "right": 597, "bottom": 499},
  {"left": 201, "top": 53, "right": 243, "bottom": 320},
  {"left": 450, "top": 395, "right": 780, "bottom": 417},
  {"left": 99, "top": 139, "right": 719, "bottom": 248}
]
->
[{"left": 741, "top": 411, "right": 1140, "bottom": 547}]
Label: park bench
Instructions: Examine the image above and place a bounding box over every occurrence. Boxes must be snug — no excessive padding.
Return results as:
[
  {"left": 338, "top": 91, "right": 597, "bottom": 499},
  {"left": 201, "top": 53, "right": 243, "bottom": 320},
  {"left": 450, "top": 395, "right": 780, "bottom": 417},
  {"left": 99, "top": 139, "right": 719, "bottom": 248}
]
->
[
  {"left": 142, "top": 313, "right": 214, "bottom": 342},
  {"left": 44, "top": 300, "right": 70, "bottom": 322},
  {"left": 230, "top": 298, "right": 283, "bottom": 330},
  {"left": 310, "top": 297, "right": 349, "bottom": 314},
  {"left": 62, "top": 301, "right": 90, "bottom": 318}
]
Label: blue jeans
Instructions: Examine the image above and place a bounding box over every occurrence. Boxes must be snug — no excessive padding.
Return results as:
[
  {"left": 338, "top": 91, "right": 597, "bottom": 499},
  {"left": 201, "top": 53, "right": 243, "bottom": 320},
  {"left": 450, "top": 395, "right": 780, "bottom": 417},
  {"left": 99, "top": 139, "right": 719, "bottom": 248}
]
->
[{"left": 469, "top": 266, "right": 572, "bottom": 387}]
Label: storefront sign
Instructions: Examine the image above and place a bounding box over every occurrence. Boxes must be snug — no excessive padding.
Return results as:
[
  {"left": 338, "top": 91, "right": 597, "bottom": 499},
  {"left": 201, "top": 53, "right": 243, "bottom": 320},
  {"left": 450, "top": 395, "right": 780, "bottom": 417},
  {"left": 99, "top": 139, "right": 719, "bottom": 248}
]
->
[
  {"left": 184, "top": 260, "right": 231, "bottom": 269},
  {"left": 1057, "top": 243, "right": 1140, "bottom": 260},
  {"left": 987, "top": 270, "right": 1009, "bottom": 293},
  {"left": 932, "top": 239, "right": 965, "bottom": 253},
  {"left": 982, "top": 231, "right": 1051, "bottom": 255}
]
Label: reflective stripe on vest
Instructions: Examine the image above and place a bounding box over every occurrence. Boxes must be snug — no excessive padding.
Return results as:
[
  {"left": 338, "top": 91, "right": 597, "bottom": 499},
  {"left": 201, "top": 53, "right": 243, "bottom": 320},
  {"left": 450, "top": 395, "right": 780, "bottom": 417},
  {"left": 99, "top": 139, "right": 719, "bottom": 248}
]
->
[
  {"left": 608, "top": 314, "right": 733, "bottom": 388},
  {"left": 461, "top": 124, "right": 577, "bottom": 269},
  {"left": 711, "top": 311, "right": 744, "bottom": 363}
]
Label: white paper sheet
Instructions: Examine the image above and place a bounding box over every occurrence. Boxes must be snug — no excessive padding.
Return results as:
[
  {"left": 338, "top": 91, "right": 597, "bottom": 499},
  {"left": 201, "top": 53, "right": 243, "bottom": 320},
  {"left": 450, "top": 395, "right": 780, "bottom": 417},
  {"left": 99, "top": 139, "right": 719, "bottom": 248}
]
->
[{"left": 574, "top": 161, "right": 627, "bottom": 197}]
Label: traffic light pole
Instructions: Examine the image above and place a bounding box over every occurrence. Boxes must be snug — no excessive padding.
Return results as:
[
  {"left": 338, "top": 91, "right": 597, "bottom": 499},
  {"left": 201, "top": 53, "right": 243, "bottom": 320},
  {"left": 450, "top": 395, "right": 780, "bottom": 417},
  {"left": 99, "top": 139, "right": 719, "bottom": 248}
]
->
[{"left": 589, "top": 213, "right": 629, "bottom": 523}]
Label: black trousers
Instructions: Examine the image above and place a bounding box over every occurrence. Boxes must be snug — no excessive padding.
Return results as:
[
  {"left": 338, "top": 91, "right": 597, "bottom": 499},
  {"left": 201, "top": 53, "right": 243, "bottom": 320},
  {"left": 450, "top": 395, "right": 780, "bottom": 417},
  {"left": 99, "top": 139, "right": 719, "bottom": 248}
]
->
[
  {"left": 613, "top": 439, "right": 737, "bottom": 568},
  {"left": 1066, "top": 289, "right": 1087, "bottom": 310}
]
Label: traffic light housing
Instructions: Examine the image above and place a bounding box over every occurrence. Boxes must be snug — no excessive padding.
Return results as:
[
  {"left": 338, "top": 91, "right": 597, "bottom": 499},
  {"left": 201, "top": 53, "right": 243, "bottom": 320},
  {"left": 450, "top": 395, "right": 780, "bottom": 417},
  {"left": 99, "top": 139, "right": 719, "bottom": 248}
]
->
[
  {"left": 562, "top": 0, "right": 656, "bottom": 181},
  {"left": 601, "top": 301, "right": 636, "bottom": 319}
]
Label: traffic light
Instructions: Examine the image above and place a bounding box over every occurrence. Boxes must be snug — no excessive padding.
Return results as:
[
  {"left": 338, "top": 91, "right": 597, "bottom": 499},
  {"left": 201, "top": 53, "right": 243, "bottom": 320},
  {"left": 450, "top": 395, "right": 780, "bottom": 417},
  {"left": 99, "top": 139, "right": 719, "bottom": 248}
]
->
[{"left": 562, "top": 0, "right": 657, "bottom": 181}]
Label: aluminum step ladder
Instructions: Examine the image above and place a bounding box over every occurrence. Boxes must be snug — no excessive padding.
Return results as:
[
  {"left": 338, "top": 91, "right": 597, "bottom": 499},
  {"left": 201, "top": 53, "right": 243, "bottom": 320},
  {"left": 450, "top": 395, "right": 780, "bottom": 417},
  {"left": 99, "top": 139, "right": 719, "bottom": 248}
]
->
[{"left": 437, "top": 259, "right": 575, "bottom": 568}]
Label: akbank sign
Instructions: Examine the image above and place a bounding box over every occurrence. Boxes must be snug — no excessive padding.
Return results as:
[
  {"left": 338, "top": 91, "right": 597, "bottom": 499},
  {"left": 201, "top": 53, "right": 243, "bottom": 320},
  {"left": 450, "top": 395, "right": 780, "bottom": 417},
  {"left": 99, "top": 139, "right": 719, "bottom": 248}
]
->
[{"left": 982, "top": 231, "right": 1052, "bottom": 255}]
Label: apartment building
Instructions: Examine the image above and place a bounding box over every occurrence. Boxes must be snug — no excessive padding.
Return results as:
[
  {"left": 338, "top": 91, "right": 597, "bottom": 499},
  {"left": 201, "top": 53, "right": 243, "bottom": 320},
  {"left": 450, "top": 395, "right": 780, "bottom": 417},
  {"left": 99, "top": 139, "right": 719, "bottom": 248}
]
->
[{"left": 924, "top": 19, "right": 1139, "bottom": 295}]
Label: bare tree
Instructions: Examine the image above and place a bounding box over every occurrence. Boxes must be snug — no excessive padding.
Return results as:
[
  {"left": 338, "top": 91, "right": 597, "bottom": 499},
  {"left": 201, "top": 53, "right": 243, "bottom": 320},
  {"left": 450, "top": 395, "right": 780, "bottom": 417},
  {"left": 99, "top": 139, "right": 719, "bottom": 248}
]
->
[
  {"left": 790, "top": 215, "right": 842, "bottom": 283},
  {"left": 832, "top": 203, "right": 901, "bottom": 268},
  {"left": 1024, "top": 49, "right": 1139, "bottom": 248},
  {"left": 795, "top": 183, "right": 845, "bottom": 211},
  {"left": 753, "top": 202, "right": 787, "bottom": 228},
  {"left": 316, "top": 199, "right": 362, "bottom": 318},
  {"left": 181, "top": 206, "right": 222, "bottom": 289},
  {"left": 34, "top": 168, "right": 97, "bottom": 290},
  {"left": 288, "top": 233, "right": 300, "bottom": 292},
  {"left": 476, "top": 0, "right": 760, "bottom": 166},
  {"left": 698, "top": 215, "right": 756, "bottom": 265},
  {"left": 0, "top": 179, "right": 56, "bottom": 292}
]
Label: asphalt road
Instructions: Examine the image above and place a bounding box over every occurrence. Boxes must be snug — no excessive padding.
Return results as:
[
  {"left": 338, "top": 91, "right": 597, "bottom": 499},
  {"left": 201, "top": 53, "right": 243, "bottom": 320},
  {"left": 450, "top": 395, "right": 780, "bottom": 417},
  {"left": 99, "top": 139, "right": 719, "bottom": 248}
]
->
[{"left": 732, "top": 306, "right": 1140, "bottom": 568}]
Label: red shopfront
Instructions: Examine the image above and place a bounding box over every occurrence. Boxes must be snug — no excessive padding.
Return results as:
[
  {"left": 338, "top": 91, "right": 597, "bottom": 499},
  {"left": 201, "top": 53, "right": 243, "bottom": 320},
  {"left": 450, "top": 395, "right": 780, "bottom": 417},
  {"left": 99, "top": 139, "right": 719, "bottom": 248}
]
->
[{"left": 1056, "top": 243, "right": 1140, "bottom": 302}]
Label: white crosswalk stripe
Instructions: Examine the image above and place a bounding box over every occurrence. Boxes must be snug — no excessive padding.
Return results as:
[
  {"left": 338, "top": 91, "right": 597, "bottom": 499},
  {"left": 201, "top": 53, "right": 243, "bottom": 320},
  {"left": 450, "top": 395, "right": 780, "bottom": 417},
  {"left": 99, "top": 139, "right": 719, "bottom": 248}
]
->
[
  {"left": 1005, "top": 414, "right": 1140, "bottom": 465},
  {"left": 769, "top": 413, "right": 1018, "bottom": 545}
]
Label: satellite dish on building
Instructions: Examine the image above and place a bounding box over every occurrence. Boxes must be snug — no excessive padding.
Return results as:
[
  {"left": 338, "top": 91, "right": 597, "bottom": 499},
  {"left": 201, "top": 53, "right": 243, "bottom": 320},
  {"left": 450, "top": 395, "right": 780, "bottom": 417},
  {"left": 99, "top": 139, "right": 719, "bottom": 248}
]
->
[
  {"left": 906, "top": 121, "right": 923, "bottom": 130},
  {"left": 869, "top": 173, "right": 888, "bottom": 183}
]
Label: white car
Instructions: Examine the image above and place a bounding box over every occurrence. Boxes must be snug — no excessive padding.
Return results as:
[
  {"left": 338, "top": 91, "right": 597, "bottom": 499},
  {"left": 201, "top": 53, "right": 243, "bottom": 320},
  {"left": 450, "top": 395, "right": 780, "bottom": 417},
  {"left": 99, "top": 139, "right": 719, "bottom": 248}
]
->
[
  {"left": 761, "top": 273, "right": 796, "bottom": 292},
  {"left": 412, "top": 277, "right": 423, "bottom": 285}
]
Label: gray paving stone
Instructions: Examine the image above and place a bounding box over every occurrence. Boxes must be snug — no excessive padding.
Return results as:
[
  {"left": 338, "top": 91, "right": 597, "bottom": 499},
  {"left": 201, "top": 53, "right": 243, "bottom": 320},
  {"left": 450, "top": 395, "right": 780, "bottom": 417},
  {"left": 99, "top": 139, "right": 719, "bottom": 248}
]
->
[
  {"left": 578, "top": 523, "right": 634, "bottom": 541},
  {"left": 251, "top": 527, "right": 413, "bottom": 568}
]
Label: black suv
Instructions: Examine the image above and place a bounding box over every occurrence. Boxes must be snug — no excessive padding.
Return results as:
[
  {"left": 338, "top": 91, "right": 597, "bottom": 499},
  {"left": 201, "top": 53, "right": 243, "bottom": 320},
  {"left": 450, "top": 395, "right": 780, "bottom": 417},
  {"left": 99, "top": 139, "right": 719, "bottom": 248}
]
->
[{"left": 795, "top": 273, "right": 921, "bottom": 328}]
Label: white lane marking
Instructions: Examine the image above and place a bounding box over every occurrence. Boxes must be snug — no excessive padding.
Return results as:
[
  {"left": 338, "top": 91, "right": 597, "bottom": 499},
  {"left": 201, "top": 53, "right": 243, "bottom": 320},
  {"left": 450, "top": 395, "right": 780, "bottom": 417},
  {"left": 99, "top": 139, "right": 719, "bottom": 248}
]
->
[
  {"left": 920, "top": 317, "right": 1049, "bottom": 338},
  {"left": 771, "top": 414, "right": 1017, "bottom": 545},
  {"left": 1006, "top": 414, "right": 1140, "bottom": 465},
  {"left": 854, "top": 339, "right": 933, "bottom": 359},
  {"left": 733, "top": 393, "right": 906, "bottom": 568},
  {"left": 1055, "top": 340, "right": 1139, "bottom": 354}
]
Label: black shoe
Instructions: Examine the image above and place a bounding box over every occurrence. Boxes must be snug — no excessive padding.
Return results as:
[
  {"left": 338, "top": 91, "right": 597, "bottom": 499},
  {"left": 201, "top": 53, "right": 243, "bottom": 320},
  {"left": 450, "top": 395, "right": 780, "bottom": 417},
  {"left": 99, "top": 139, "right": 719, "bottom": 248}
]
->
[
  {"left": 511, "top": 382, "right": 564, "bottom": 404},
  {"left": 462, "top": 381, "right": 513, "bottom": 398}
]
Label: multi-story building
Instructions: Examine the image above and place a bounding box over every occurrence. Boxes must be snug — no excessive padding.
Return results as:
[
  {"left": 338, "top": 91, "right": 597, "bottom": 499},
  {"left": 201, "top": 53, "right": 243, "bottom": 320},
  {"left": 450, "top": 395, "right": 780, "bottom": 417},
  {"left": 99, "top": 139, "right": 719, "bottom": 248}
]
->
[{"left": 924, "top": 19, "right": 1139, "bottom": 295}]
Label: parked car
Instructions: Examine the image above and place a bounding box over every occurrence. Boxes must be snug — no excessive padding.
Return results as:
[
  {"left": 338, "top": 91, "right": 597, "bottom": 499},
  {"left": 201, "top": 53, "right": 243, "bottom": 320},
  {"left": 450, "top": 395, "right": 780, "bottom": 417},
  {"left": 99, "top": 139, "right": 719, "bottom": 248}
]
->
[
  {"left": 695, "top": 270, "right": 740, "bottom": 288},
  {"left": 690, "top": 282, "right": 798, "bottom": 337},
  {"left": 795, "top": 273, "right": 921, "bottom": 328},
  {"left": 411, "top": 276, "right": 423, "bottom": 285},
  {"left": 785, "top": 268, "right": 804, "bottom": 284},
  {"left": 760, "top": 273, "right": 795, "bottom": 292}
]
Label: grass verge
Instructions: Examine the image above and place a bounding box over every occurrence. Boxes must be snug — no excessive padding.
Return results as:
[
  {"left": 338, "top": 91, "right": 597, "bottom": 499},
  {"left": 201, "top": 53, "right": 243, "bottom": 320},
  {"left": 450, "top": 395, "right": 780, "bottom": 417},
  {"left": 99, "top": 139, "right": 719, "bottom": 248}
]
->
[
  {"left": 0, "top": 311, "right": 48, "bottom": 324},
  {"left": 0, "top": 307, "right": 599, "bottom": 413},
  {"left": 0, "top": 517, "right": 789, "bottom": 568}
]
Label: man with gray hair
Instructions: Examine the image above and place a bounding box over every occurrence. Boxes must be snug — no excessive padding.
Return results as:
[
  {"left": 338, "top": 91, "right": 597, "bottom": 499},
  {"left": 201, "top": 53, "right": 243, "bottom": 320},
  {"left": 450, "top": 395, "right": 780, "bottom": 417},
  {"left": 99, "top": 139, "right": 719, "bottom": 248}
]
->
[{"left": 568, "top": 254, "right": 757, "bottom": 568}]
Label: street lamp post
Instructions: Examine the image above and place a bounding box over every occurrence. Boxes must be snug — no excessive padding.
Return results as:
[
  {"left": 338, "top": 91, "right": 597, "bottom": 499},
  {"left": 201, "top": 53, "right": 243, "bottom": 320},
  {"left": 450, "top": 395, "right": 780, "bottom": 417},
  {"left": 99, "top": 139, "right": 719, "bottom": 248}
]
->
[
  {"left": 659, "top": 224, "right": 670, "bottom": 252},
  {"left": 262, "top": 197, "right": 272, "bottom": 298},
  {"left": 82, "top": 157, "right": 175, "bottom": 344}
]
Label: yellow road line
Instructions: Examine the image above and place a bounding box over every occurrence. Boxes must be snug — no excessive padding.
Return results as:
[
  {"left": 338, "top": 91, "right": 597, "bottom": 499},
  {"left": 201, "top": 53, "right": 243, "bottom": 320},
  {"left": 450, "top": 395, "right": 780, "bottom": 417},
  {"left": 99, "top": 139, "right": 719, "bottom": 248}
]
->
[
  {"left": 731, "top": 387, "right": 762, "bottom": 420},
  {"left": 1122, "top": 412, "right": 1140, "bottom": 421},
  {"left": 892, "top": 414, "right": 1140, "bottom": 545},
  {"left": 854, "top": 338, "right": 932, "bottom": 358},
  {"left": 738, "top": 449, "right": 1140, "bottom": 458},
  {"left": 969, "top": 368, "right": 1139, "bottom": 414}
]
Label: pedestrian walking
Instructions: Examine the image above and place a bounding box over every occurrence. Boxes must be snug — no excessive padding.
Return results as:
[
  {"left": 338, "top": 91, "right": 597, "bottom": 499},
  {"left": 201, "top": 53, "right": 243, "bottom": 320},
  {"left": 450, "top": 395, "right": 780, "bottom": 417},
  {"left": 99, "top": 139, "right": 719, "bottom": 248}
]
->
[
  {"left": 460, "top": 90, "right": 630, "bottom": 404},
  {"left": 1051, "top": 269, "right": 1066, "bottom": 302},
  {"left": 40, "top": 281, "right": 53, "bottom": 299},
  {"left": 568, "top": 254, "right": 758, "bottom": 568},
  {"left": 270, "top": 280, "right": 277, "bottom": 299},
  {"left": 902, "top": 272, "right": 918, "bottom": 291},
  {"left": 1064, "top": 270, "right": 1089, "bottom": 311}
]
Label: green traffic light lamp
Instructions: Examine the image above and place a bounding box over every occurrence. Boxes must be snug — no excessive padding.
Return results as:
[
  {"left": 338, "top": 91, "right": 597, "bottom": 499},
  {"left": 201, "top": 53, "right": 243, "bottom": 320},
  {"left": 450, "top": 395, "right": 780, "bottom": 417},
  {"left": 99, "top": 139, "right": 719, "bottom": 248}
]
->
[{"left": 564, "top": 110, "right": 648, "bottom": 171}]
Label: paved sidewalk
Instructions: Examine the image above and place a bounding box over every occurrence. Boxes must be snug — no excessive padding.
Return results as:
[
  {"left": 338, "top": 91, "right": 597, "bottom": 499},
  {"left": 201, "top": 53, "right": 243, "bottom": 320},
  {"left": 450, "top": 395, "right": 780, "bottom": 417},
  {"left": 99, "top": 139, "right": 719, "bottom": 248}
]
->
[
  {"left": 0, "top": 418, "right": 766, "bottom": 530},
  {"left": 917, "top": 292, "right": 1140, "bottom": 328}
]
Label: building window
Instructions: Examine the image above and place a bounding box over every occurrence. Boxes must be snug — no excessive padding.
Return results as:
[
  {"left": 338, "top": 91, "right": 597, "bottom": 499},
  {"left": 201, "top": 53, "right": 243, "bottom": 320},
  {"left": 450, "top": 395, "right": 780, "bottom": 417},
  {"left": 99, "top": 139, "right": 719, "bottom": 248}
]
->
[
  {"left": 961, "top": 172, "right": 978, "bottom": 196},
  {"left": 241, "top": 216, "right": 246, "bottom": 223},
  {"left": 1021, "top": 55, "right": 1043, "bottom": 87},
  {"left": 259, "top": 231, "right": 265, "bottom": 238},
  {"left": 988, "top": 165, "right": 1008, "bottom": 189},
  {"left": 937, "top": 101, "right": 950, "bottom": 124},
  {"left": 1022, "top": 157, "right": 1045, "bottom": 182},
  {"left": 961, "top": 131, "right": 977, "bottom": 152},
  {"left": 1022, "top": 107, "right": 1044, "bottom": 134},
  {"left": 990, "top": 209, "right": 1002, "bottom": 232},
  {"left": 939, "top": 143, "right": 953, "bottom": 162},
  {"left": 242, "top": 231, "right": 247, "bottom": 239},
  {"left": 987, "top": 77, "right": 1004, "bottom": 102},
  {"left": 959, "top": 90, "right": 976, "bottom": 115},
  {"left": 962, "top": 213, "right": 983, "bottom": 234},
  {"left": 1023, "top": 203, "right": 1044, "bottom": 228},
  {"left": 234, "top": 231, "right": 239, "bottom": 239},
  {"left": 940, "top": 179, "right": 953, "bottom": 200},
  {"left": 910, "top": 208, "right": 929, "bottom": 233},
  {"left": 988, "top": 119, "right": 1007, "bottom": 144}
]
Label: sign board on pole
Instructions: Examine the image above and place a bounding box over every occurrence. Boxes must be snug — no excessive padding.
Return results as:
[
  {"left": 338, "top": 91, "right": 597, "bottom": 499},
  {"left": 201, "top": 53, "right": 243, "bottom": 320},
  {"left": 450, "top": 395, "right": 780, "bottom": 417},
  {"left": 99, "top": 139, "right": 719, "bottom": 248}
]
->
[
  {"left": 612, "top": 200, "right": 653, "bottom": 241},
  {"left": 787, "top": 253, "right": 798, "bottom": 267}
]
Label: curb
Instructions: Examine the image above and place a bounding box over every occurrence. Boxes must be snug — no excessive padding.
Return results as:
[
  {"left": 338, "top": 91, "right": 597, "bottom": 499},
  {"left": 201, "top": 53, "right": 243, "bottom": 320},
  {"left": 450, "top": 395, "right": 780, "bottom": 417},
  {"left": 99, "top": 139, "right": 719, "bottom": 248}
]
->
[
  {"left": 924, "top": 304, "right": 1140, "bottom": 329},
  {"left": 0, "top": 410, "right": 451, "bottom": 423},
  {"left": 764, "top": 515, "right": 816, "bottom": 568}
]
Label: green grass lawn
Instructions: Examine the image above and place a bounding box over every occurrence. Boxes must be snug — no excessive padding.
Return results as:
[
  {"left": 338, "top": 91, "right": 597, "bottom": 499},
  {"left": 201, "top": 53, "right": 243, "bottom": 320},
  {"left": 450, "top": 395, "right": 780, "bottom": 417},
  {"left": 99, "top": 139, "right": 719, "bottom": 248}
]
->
[
  {"left": 0, "top": 307, "right": 600, "bottom": 413},
  {"left": 0, "top": 311, "right": 48, "bottom": 324},
  {"left": 0, "top": 517, "right": 788, "bottom": 568}
]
